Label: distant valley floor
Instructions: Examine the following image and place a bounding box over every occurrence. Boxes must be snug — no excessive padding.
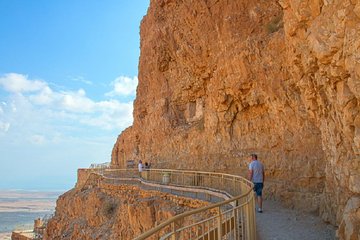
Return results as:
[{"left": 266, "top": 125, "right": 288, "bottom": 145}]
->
[{"left": 0, "top": 190, "right": 62, "bottom": 236}]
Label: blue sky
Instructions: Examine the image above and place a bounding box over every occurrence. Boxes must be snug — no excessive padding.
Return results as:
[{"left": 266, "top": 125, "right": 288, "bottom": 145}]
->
[{"left": 0, "top": 1, "right": 149, "bottom": 190}]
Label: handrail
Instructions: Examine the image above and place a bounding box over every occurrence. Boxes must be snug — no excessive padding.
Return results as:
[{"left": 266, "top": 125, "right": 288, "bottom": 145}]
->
[
  {"left": 84, "top": 167, "right": 256, "bottom": 240},
  {"left": 133, "top": 190, "right": 253, "bottom": 240}
]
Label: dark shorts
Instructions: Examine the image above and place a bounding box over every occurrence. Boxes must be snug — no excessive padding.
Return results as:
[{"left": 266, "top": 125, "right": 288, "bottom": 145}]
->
[{"left": 253, "top": 183, "right": 263, "bottom": 196}]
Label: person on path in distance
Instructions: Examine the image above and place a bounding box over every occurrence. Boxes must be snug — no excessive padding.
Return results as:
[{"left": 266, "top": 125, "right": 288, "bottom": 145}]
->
[
  {"left": 138, "top": 160, "right": 144, "bottom": 173},
  {"left": 248, "top": 153, "right": 265, "bottom": 213}
]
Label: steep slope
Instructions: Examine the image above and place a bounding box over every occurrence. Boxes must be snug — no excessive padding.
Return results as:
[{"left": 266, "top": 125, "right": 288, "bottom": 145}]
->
[
  {"left": 44, "top": 184, "right": 209, "bottom": 240},
  {"left": 111, "top": 0, "right": 359, "bottom": 238}
]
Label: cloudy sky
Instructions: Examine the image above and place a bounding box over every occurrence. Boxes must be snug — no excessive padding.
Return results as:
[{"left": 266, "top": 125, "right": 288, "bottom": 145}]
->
[{"left": 0, "top": 1, "right": 149, "bottom": 190}]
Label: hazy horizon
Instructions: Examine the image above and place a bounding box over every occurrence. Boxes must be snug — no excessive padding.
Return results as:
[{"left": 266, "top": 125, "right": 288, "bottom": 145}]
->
[{"left": 0, "top": 189, "right": 60, "bottom": 236}]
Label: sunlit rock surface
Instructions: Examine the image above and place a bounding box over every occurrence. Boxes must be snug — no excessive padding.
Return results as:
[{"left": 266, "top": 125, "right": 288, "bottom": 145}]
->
[
  {"left": 111, "top": 0, "right": 360, "bottom": 238},
  {"left": 44, "top": 184, "right": 209, "bottom": 240}
]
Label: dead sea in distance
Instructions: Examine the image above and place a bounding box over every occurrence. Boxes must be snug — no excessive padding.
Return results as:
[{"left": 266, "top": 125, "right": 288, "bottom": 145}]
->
[{"left": 0, "top": 190, "right": 63, "bottom": 239}]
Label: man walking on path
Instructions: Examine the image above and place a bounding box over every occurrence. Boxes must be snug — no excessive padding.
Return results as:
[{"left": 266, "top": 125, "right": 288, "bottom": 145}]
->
[
  {"left": 248, "top": 153, "right": 265, "bottom": 213},
  {"left": 138, "top": 160, "right": 144, "bottom": 175}
]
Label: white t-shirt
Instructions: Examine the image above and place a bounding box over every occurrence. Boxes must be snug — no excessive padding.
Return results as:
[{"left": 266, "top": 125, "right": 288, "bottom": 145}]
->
[
  {"left": 138, "top": 163, "right": 143, "bottom": 172},
  {"left": 249, "top": 160, "right": 264, "bottom": 183}
]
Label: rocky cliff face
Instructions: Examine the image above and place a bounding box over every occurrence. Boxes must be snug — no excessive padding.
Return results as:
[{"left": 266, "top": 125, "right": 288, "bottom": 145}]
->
[
  {"left": 112, "top": 0, "right": 360, "bottom": 238},
  {"left": 44, "top": 184, "right": 209, "bottom": 240}
]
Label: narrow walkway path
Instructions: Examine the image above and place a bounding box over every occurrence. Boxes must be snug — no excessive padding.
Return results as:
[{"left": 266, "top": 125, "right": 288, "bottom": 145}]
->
[
  {"left": 103, "top": 176, "right": 229, "bottom": 203},
  {"left": 103, "top": 172, "right": 338, "bottom": 239},
  {"left": 256, "top": 200, "right": 336, "bottom": 240},
  {"left": 107, "top": 178, "right": 225, "bottom": 203}
]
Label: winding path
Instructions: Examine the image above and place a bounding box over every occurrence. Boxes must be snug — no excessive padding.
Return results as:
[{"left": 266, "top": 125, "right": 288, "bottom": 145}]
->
[
  {"left": 88, "top": 168, "right": 336, "bottom": 239},
  {"left": 256, "top": 200, "right": 336, "bottom": 240}
]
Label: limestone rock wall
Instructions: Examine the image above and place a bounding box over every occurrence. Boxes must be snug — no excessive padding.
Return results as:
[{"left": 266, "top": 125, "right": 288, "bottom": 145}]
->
[
  {"left": 44, "top": 185, "right": 209, "bottom": 240},
  {"left": 111, "top": 0, "right": 359, "bottom": 238},
  {"left": 280, "top": 1, "right": 360, "bottom": 237}
]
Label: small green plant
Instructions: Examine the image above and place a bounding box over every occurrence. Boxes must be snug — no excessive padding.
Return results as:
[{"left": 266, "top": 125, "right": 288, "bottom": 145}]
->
[
  {"left": 103, "top": 200, "right": 118, "bottom": 217},
  {"left": 266, "top": 15, "right": 284, "bottom": 34}
]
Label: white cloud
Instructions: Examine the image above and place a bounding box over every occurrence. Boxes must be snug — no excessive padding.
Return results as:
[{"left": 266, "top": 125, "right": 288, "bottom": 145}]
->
[
  {"left": 11, "top": 102, "right": 17, "bottom": 112},
  {"left": 70, "top": 76, "right": 93, "bottom": 85},
  {"left": 59, "top": 89, "right": 95, "bottom": 113},
  {"left": 106, "top": 76, "right": 138, "bottom": 97},
  {"left": 0, "top": 121, "right": 10, "bottom": 132},
  {"left": 0, "top": 102, "right": 6, "bottom": 114},
  {"left": 83, "top": 101, "right": 133, "bottom": 129},
  {"left": 0, "top": 73, "right": 135, "bottom": 140},
  {"left": 30, "top": 134, "right": 46, "bottom": 145},
  {"left": 29, "top": 86, "right": 54, "bottom": 105},
  {"left": 0, "top": 73, "right": 47, "bottom": 93}
]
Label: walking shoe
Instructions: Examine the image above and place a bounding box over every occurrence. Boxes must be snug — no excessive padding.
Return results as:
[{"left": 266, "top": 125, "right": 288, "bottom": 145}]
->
[{"left": 257, "top": 208, "right": 263, "bottom": 213}]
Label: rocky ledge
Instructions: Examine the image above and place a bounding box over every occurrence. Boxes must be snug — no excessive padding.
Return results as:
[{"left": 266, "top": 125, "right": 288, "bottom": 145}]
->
[{"left": 44, "top": 182, "right": 209, "bottom": 240}]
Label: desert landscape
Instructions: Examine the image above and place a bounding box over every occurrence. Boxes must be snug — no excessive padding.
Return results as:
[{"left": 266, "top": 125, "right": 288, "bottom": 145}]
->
[{"left": 0, "top": 190, "right": 60, "bottom": 239}]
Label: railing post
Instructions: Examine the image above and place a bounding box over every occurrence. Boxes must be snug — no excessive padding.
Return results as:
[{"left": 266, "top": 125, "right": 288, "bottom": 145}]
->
[
  {"left": 233, "top": 176, "right": 236, "bottom": 196},
  {"left": 221, "top": 175, "right": 224, "bottom": 189},
  {"left": 250, "top": 195, "right": 256, "bottom": 240},
  {"left": 171, "top": 221, "right": 177, "bottom": 240},
  {"left": 209, "top": 173, "right": 212, "bottom": 189},
  {"left": 194, "top": 172, "right": 197, "bottom": 186},
  {"left": 217, "top": 206, "right": 222, "bottom": 240},
  {"left": 244, "top": 199, "right": 250, "bottom": 239},
  {"left": 182, "top": 171, "right": 184, "bottom": 185},
  {"left": 233, "top": 207, "right": 238, "bottom": 239}
]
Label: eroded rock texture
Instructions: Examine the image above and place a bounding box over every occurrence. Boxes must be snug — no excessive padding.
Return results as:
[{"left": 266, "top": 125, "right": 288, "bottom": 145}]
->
[
  {"left": 111, "top": 0, "right": 359, "bottom": 238},
  {"left": 44, "top": 185, "right": 208, "bottom": 240}
]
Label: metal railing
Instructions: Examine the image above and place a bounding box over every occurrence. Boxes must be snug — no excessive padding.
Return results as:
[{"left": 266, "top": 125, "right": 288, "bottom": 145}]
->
[
  {"left": 89, "top": 162, "right": 110, "bottom": 169},
  {"left": 85, "top": 168, "right": 256, "bottom": 240}
]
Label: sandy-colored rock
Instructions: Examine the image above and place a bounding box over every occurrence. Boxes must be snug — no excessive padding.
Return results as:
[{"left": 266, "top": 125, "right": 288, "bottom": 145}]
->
[
  {"left": 44, "top": 185, "right": 209, "bottom": 240},
  {"left": 110, "top": 0, "right": 360, "bottom": 238},
  {"left": 338, "top": 197, "right": 360, "bottom": 240},
  {"left": 11, "top": 232, "right": 33, "bottom": 240}
]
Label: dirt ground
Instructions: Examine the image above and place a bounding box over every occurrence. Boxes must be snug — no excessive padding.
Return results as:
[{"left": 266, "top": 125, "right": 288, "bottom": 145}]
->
[{"left": 256, "top": 200, "right": 336, "bottom": 240}]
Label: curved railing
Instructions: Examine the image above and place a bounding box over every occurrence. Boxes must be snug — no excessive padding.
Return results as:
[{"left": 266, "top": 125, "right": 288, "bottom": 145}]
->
[{"left": 84, "top": 168, "right": 256, "bottom": 240}]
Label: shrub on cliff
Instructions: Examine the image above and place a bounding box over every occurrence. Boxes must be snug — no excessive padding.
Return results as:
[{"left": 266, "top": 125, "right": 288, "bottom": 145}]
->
[{"left": 102, "top": 199, "right": 118, "bottom": 218}]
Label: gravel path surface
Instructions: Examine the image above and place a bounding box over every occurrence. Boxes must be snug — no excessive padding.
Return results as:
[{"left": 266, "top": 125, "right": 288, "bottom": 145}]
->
[{"left": 256, "top": 200, "right": 336, "bottom": 240}]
